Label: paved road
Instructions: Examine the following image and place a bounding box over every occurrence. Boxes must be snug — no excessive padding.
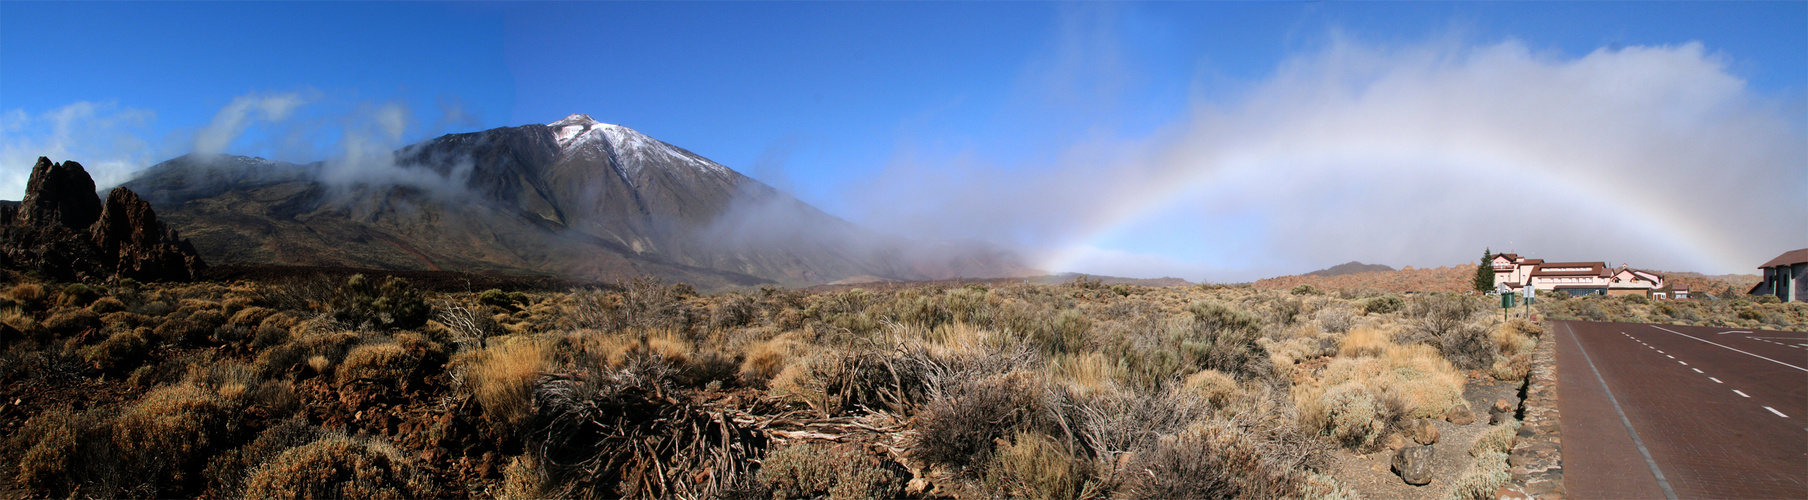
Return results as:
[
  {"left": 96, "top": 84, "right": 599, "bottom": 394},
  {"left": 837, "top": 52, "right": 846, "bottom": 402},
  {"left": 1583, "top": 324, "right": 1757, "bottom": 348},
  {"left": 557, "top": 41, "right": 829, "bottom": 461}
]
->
[{"left": 1555, "top": 320, "right": 1808, "bottom": 499}]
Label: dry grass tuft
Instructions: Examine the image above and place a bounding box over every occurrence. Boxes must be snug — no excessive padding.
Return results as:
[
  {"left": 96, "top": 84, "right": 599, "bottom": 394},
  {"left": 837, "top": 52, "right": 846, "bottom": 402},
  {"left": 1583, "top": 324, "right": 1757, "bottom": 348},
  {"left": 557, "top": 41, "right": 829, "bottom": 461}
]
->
[
  {"left": 457, "top": 338, "right": 550, "bottom": 426},
  {"left": 1339, "top": 327, "right": 1392, "bottom": 358},
  {"left": 985, "top": 431, "right": 1092, "bottom": 500},
  {"left": 1178, "top": 368, "right": 1241, "bottom": 409},
  {"left": 1471, "top": 420, "right": 1521, "bottom": 457},
  {"left": 1444, "top": 451, "right": 1510, "bottom": 500}
]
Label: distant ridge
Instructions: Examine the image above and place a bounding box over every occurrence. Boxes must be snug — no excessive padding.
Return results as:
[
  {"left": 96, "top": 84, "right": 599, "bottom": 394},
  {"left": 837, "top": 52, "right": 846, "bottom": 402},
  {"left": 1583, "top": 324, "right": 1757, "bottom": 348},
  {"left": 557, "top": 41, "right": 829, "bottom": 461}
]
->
[{"left": 1305, "top": 261, "right": 1394, "bottom": 277}]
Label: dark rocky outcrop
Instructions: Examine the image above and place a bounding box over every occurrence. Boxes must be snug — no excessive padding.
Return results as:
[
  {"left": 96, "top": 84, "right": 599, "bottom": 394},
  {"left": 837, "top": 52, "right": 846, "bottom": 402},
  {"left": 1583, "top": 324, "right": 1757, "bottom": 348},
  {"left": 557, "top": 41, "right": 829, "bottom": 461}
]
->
[
  {"left": 1, "top": 157, "right": 204, "bottom": 282},
  {"left": 17, "top": 157, "right": 102, "bottom": 229}
]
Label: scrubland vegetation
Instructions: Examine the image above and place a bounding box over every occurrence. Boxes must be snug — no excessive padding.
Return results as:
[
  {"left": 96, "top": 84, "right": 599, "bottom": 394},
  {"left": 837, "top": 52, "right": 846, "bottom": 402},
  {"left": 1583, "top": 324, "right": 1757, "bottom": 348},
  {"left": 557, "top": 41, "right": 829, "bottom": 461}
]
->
[
  {"left": 1538, "top": 291, "right": 1808, "bottom": 331},
  {"left": 1, "top": 274, "right": 1563, "bottom": 499}
]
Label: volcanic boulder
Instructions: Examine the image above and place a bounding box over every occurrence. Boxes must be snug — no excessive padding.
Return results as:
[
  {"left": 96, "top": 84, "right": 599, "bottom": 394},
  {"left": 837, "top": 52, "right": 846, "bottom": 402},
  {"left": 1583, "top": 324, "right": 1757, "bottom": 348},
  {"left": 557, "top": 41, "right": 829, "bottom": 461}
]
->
[{"left": 1, "top": 157, "right": 204, "bottom": 282}]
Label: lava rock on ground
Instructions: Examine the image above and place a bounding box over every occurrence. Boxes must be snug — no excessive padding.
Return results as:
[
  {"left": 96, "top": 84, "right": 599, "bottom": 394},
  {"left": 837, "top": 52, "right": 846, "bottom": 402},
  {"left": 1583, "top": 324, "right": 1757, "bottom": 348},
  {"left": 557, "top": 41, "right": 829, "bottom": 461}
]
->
[{"left": 1392, "top": 445, "right": 1435, "bottom": 486}]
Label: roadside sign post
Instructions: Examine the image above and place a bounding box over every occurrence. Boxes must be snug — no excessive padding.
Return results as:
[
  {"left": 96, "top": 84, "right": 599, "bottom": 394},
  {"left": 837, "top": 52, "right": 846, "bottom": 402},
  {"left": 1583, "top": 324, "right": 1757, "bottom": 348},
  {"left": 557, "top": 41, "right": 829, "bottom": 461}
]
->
[{"left": 1523, "top": 287, "right": 1534, "bottom": 319}]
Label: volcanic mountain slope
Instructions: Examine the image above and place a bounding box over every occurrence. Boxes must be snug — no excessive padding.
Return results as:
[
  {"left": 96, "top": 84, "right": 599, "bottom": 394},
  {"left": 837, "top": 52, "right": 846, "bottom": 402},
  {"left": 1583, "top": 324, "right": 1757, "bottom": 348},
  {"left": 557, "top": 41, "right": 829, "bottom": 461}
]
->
[
  {"left": 123, "top": 115, "right": 1033, "bottom": 288},
  {"left": 1305, "top": 261, "right": 1395, "bottom": 277}
]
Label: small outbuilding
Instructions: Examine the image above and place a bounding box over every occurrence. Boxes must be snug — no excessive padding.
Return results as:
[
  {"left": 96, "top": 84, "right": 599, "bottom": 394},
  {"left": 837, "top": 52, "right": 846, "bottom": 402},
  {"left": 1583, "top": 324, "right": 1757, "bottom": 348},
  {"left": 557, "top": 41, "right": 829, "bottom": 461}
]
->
[{"left": 1750, "top": 248, "right": 1808, "bottom": 302}]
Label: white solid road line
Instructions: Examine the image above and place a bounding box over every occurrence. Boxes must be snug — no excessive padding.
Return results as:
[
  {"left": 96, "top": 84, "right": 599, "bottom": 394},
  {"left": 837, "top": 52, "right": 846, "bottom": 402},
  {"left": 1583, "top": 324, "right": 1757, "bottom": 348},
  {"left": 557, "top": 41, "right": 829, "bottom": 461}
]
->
[
  {"left": 1649, "top": 325, "right": 1808, "bottom": 373},
  {"left": 1710, "top": 377, "right": 1723, "bottom": 383},
  {"left": 1765, "top": 406, "right": 1789, "bottom": 418},
  {"left": 1734, "top": 390, "right": 1751, "bottom": 398}
]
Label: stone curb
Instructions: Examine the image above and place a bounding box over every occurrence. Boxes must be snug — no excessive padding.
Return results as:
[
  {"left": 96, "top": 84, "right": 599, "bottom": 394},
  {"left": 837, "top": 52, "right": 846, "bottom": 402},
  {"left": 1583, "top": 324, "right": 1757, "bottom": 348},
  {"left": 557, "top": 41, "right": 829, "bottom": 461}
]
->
[{"left": 1501, "top": 325, "right": 1563, "bottom": 499}]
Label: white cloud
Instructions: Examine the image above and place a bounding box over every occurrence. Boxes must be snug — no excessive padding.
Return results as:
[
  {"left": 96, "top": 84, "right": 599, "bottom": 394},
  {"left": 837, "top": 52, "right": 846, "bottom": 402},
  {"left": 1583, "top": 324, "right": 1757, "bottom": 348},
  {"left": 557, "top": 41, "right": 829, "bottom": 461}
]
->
[
  {"left": 192, "top": 92, "right": 308, "bottom": 157},
  {"left": 849, "top": 36, "right": 1805, "bottom": 280},
  {"left": 0, "top": 101, "right": 158, "bottom": 199}
]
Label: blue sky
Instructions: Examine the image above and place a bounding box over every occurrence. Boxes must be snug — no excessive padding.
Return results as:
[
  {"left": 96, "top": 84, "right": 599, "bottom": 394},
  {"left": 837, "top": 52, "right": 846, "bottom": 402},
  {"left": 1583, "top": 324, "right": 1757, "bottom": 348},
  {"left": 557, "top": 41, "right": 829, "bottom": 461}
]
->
[{"left": 3, "top": 2, "right": 1803, "bottom": 281}]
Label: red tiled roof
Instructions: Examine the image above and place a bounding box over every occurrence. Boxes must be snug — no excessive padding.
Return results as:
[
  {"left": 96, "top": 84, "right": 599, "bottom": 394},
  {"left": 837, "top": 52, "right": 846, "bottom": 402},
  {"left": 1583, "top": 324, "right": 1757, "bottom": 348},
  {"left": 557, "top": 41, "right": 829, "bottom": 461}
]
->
[{"left": 1758, "top": 248, "right": 1808, "bottom": 269}]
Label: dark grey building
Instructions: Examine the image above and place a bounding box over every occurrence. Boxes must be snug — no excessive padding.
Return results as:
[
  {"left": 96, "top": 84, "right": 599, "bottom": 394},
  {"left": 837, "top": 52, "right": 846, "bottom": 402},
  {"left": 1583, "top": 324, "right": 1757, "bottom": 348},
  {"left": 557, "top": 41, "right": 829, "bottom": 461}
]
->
[{"left": 1750, "top": 248, "right": 1808, "bottom": 302}]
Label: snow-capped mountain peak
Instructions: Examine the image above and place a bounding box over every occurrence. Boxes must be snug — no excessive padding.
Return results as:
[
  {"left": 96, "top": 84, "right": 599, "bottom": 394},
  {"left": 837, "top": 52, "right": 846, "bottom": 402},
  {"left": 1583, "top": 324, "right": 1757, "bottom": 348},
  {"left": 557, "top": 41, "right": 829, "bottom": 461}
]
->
[{"left": 546, "top": 114, "right": 729, "bottom": 177}]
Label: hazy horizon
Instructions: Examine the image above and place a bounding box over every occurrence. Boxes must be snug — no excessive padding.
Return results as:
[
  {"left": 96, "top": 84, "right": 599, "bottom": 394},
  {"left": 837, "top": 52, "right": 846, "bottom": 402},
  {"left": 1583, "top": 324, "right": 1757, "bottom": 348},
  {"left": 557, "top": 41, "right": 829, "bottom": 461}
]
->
[{"left": 4, "top": 2, "right": 1803, "bottom": 283}]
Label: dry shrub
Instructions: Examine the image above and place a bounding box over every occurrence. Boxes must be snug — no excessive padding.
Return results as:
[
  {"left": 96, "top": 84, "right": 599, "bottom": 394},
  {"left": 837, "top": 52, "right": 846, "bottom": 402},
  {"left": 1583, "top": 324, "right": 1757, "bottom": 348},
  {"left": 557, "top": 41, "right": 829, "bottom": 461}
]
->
[
  {"left": 913, "top": 371, "right": 1050, "bottom": 475},
  {"left": 254, "top": 330, "right": 362, "bottom": 377},
  {"left": 252, "top": 312, "right": 299, "bottom": 349},
  {"left": 41, "top": 308, "right": 100, "bottom": 337},
  {"left": 1361, "top": 294, "right": 1403, "bottom": 315},
  {"left": 757, "top": 442, "right": 905, "bottom": 500},
  {"left": 709, "top": 292, "right": 758, "bottom": 330},
  {"left": 1177, "top": 369, "right": 1240, "bottom": 409},
  {"left": 58, "top": 284, "right": 101, "bottom": 307},
  {"left": 99, "top": 310, "right": 146, "bottom": 329},
  {"left": 1262, "top": 335, "right": 1326, "bottom": 369},
  {"left": 497, "top": 454, "right": 552, "bottom": 500},
  {"left": 88, "top": 296, "right": 127, "bottom": 314},
  {"left": 11, "top": 406, "right": 124, "bottom": 497},
  {"left": 1471, "top": 420, "right": 1521, "bottom": 457},
  {"left": 112, "top": 383, "right": 243, "bottom": 496},
  {"left": 788, "top": 348, "right": 930, "bottom": 417},
  {"left": 204, "top": 418, "right": 321, "bottom": 498},
  {"left": 337, "top": 342, "right": 413, "bottom": 386},
  {"left": 329, "top": 274, "right": 430, "bottom": 331},
  {"left": 526, "top": 369, "right": 765, "bottom": 499},
  {"left": 1490, "top": 352, "right": 1532, "bottom": 381},
  {"left": 1122, "top": 419, "right": 1310, "bottom": 500},
  {"left": 1308, "top": 385, "right": 1389, "bottom": 449},
  {"left": 155, "top": 317, "right": 212, "bottom": 346},
  {"left": 457, "top": 338, "right": 550, "bottom": 426},
  {"left": 1299, "top": 344, "right": 1463, "bottom": 448},
  {"left": 1444, "top": 451, "right": 1510, "bottom": 500},
  {"left": 240, "top": 434, "right": 434, "bottom": 500},
  {"left": 80, "top": 326, "right": 152, "bottom": 372},
  {"left": 1301, "top": 472, "right": 1362, "bottom": 500},
  {"left": 228, "top": 306, "right": 275, "bottom": 329},
  {"left": 1315, "top": 306, "right": 1357, "bottom": 334},
  {"left": 985, "top": 431, "right": 1092, "bottom": 500},
  {"left": 1183, "top": 301, "right": 1271, "bottom": 380}
]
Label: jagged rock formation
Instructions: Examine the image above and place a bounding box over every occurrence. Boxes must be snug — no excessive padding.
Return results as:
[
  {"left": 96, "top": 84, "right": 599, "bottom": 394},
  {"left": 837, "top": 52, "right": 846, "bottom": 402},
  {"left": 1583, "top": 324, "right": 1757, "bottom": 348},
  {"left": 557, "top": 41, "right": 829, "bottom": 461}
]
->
[{"left": 1, "top": 157, "right": 205, "bottom": 282}]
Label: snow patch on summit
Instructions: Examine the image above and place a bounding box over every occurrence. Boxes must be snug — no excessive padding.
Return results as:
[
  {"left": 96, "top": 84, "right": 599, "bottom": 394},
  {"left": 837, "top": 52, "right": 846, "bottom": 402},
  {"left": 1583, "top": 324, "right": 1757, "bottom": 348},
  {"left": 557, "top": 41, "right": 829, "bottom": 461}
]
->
[{"left": 546, "top": 114, "right": 730, "bottom": 178}]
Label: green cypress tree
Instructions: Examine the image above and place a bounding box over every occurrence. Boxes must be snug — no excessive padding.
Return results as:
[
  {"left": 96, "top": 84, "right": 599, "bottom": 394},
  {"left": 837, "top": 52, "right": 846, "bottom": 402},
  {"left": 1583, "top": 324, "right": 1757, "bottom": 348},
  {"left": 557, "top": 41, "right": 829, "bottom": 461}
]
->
[{"left": 1474, "top": 248, "right": 1496, "bottom": 293}]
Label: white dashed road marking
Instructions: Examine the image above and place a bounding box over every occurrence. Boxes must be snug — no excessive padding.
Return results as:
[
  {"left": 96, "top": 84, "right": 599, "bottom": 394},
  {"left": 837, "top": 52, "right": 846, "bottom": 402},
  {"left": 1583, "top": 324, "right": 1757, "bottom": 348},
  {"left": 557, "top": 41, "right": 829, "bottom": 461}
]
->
[
  {"left": 1765, "top": 406, "right": 1789, "bottom": 418},
  {"left": 1692, "top": 368, "right": 1703, "bottom": 373},
  {"left": 1710, "top": 377, "right": 1723, "bottom": 384},
  {"left": 1649, "top": 325, "right": 1808, "bottom": 372},
  {"left": 1734, "top": 390, "right": 1751, "bottom": 398},
  {"left": 1678, "top": 361, "right": 1687, "bottom": 365}
]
